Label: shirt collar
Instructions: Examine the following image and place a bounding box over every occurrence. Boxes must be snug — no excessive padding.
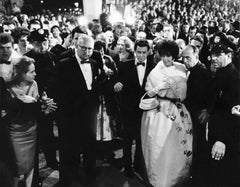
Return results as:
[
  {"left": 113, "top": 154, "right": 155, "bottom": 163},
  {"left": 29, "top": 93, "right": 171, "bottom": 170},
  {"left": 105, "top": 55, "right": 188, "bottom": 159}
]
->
[{"left": 135, "top": 59, "right": 147, "bottom": 66}]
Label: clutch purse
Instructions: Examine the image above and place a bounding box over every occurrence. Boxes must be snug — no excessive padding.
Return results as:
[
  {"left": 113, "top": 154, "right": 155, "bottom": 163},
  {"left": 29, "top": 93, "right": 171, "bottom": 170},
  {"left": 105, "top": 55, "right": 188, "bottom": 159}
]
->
[{"left": 139, "top": 93, "right": 159, "bottom": 110}]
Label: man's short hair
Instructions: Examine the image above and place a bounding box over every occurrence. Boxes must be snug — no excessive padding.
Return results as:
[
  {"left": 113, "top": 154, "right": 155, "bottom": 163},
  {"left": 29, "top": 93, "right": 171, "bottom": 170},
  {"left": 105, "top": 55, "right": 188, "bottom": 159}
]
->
[
  {"left": 0, "top": 33, "right": 14, "bottom": 44},
  {"left": 134, "top": 39, "right": 150, "bottom": 51}
]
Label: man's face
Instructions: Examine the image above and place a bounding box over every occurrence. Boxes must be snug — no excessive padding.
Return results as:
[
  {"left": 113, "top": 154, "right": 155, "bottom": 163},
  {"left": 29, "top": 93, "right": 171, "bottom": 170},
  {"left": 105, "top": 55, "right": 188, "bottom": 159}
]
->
[
  {"left": 73, "top": 32, "right": 83, "bottom": 49},
  {"left": 211, "top": 53, "right": 227, "bottom": 69},
  {"left": 162, "top": 26, "right": 174, "bottom": 40},
  {"left": 76, "top": 39, "right": 94, "bottom": 61},
  {"left": 3, "top": 24, "right": 15, "bottom": 34},
  {"left": 182, "top": 47, "right": 198, "bottom": 69},
  {"left": 0, "top": 42, "right": 13, "bottom": 61},
  {"left": 190, "top": 39, "right": 202, "bottom": 53},
  {"left": 173, "top": 23, "right": 179, "bottom": 32},
  {"left": 18, "top": 35, "right": 28, "bottom": 48},
  {"left": 182, "top": 24, "right": 190, "bottom": 34},
  {"left": 188, "top": 28, "right": 196, "bottom": 39},
  {"left": 135, "top": 46, "right": 149, "bottom": 63}
]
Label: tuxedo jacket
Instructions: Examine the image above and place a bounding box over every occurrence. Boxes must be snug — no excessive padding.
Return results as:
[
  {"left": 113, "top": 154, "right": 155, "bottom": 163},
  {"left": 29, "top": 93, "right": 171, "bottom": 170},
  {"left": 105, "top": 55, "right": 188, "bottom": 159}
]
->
[
  {"left": 56, "top": 55, "right": 104, "bottom": 126},
  {"left": 117, "top": 58, "right": 155, "bottom": 114},
  {"left": 0, "top": 77, "right": 5, "bottom": 115}
]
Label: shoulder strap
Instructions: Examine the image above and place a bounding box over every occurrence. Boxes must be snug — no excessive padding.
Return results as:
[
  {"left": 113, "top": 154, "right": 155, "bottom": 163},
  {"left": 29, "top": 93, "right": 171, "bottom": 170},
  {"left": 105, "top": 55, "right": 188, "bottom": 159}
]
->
[
  {"left": 26, "top": 82, "right": 34, "bottom": 95},
  {"left": 8, "top": 87, "right": 18, "bottom": 98}
]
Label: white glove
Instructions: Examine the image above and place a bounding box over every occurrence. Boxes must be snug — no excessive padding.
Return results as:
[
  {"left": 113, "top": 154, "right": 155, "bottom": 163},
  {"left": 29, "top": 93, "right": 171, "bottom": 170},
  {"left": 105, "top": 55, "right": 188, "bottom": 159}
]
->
[
  {"left": 232, "top": 105, "right": 240, "bottom": 116},
  {"left": 211, "top": 141, "right": 226, "bottom": 160}
]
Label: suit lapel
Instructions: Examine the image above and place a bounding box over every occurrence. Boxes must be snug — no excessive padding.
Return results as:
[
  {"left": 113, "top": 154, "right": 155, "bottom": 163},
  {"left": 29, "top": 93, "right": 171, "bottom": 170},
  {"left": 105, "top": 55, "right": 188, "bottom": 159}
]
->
[
  {"left": 130, "top": 59, "right": 141, "bottom": 88},
  {"left": 142, "top": 60, "right": 153, "bottom": 89}
]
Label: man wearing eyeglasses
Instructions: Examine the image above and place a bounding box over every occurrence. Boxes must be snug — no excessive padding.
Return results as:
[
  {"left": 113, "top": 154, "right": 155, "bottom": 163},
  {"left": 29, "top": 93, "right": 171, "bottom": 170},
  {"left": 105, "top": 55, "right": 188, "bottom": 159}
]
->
[{"left": 56, "top": 34, "right": 104, "bottom": 186}]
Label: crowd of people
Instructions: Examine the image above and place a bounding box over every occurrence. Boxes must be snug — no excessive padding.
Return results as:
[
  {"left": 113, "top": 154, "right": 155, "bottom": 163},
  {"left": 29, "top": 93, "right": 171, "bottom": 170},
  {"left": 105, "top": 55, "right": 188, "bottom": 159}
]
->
[{"left": 0, "top": 0, "right": 240, "bottom": 187}]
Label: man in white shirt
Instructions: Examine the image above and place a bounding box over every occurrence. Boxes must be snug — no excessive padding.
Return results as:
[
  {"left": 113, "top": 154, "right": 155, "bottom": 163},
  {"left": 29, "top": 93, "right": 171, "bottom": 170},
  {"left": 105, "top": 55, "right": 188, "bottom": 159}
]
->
[
  {"left": 56, "top": 34, "right": 104, "bottom": 186},
  {"left": 114, "top": 39, "right": 155, "bottom": 178},
  {"left": 0, "top": 33, "right": 21, "bottom": 82}
]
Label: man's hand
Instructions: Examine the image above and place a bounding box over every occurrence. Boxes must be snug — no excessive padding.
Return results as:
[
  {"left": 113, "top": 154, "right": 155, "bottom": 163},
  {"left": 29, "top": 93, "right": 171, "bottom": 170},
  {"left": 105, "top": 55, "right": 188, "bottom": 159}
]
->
[
  {"left": 114, "top": 82, "right": 123, "bottom": 92},
  {"left": 198, "top": 109, "right": 209, "bottom": 124},
  {"left": 211, "top": 141, "right": 226, "bottom": 160}
]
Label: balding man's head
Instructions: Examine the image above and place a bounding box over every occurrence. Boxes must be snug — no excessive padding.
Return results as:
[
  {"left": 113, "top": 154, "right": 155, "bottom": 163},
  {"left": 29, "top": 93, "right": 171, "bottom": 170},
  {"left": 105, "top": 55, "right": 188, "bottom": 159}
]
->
[
  {"left": 76, "top": 34, "right": 94, "bottom": 61},
  {"left": 182, "top": 45, "right": 199, "bottom": 69}
]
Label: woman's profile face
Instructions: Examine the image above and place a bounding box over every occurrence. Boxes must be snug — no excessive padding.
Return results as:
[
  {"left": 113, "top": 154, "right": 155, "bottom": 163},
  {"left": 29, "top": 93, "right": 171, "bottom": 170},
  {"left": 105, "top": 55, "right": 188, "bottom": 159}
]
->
[
  {"left": 23, "top": 63, "right": 36, "bottom": 83},
  {"left": 161, "top": 55, "right": 174, "bottom": 67}
]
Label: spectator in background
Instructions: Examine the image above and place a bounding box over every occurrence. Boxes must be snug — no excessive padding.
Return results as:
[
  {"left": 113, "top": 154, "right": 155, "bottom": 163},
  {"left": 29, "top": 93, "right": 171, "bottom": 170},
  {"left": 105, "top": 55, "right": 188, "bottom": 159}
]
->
[
  {"left": 113, "top": 36, "right": 134, "bottom": 67},
  {"left": 176, "top": 39, "right": 186, "bottom": 62},
  {"left": 51, "top": 25, "right": 62, "bottom": 45},
  {"left": 28, "top": 19, "right": 42, "bottom": 32},
  {"left": 11, "top": 27, "right": 32, "bottom": 56},
  {"left": 179, "top": 21, "right": 190, "bottom": 44},
  {"left": 2, "top": 21, "right": 16, "bottom": 34}
]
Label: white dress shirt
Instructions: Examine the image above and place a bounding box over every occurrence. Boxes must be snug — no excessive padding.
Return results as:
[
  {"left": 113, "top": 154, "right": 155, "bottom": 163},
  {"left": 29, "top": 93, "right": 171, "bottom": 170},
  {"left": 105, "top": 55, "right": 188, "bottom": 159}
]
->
[
  {"left": 75, "top": 54, "right": 92, "bottom": 90},
  {"left": 0, "top": 50, "right": 21, "bottom": 82},
  {"left": 135, "top": 59, "right": 147, "bottom": 86}
]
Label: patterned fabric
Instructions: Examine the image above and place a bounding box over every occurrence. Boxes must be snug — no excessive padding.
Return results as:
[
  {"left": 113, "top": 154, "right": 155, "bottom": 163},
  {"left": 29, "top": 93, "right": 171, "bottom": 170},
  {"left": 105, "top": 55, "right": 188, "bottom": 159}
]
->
[
  {"left": 96, "top": 96, "right": 115, "bottom": 141},
  {"left": 141, "top": 61, "right": 192, "bottom": 187}
]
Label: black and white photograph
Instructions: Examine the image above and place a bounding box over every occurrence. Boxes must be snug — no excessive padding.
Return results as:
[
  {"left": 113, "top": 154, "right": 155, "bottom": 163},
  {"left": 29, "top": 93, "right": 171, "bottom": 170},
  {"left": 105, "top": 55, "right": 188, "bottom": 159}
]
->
[{"left": 0, "top": 0, "right": 239, "bottom": 186}]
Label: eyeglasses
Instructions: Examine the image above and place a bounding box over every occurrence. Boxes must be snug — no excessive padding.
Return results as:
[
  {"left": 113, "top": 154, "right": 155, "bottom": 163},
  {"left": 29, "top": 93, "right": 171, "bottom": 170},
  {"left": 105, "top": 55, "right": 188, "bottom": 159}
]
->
[{"left": 79, "top": 46, "right": 93, "bottom": 51}]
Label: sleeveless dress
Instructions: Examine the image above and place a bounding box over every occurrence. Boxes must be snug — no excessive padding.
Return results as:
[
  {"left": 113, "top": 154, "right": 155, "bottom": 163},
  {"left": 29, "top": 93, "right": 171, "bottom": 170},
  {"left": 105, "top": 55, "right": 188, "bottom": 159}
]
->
[
  {"left": 4, "top": 83, "right": 38, "bottom": 176},
  {"left": 140, "top": 61, "right": 193, "bottom": 187}
]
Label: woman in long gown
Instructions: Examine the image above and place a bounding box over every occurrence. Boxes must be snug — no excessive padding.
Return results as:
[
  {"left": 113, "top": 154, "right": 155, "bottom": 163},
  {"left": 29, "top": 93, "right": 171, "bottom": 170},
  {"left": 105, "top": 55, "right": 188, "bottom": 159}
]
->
[
  {"left": 140, "top": 40, "right": 192, "bottom": 187},
  {"left": 3, "top": 56, "right": 56, "bottom": 187}
]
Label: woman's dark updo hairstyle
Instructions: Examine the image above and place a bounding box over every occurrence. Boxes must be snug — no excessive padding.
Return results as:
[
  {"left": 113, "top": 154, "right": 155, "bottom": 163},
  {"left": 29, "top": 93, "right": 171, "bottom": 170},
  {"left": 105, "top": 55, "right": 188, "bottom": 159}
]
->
[{"left": 157, "top": 40, "right": 179, "bottom": 60}]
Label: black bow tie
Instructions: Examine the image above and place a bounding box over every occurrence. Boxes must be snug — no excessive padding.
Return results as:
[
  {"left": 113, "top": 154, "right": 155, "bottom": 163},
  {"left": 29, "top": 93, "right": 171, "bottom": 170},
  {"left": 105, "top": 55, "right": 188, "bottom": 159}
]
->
[
  {"left": 81, "top": 60, "right": 90, "bottom": 64},
  {"left": 0, "top": 60, "right": 11, "bottom": 64},
  {"left": 136, "top": 62, "right": 145, "bottom": 66}
]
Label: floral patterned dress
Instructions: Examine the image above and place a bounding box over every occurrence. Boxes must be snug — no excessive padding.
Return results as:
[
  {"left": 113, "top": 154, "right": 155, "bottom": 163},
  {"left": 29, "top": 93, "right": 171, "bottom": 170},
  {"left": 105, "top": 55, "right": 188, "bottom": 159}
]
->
[{"left": 140, "top": 61, "right": 192, "bottom": 187}]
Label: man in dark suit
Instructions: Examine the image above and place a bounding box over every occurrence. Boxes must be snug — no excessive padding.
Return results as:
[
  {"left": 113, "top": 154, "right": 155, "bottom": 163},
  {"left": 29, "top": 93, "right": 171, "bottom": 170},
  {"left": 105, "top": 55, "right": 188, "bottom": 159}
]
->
[
  {"left": 114, "top": 39, "right": 155, "bottom": 178},
  {"left": 56, "top": 34, "right": 104, "bottom": 186},
  {"left": 25, "top": 29, "right": 59, "bottom": 170},
  {"left": 200, "top": 44, "right": 240, "bottom": 186},
  {"left": 178, "top": 21, "right": 190, "bottom": 44},
  {"left": 182, "top": 45, "right": 212, "bottom": 185}
]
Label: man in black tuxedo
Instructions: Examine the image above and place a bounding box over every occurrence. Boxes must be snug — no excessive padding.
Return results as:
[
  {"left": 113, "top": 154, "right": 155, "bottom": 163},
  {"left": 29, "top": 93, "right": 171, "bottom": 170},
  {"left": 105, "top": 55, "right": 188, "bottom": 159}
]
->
[
  {"left": 114, "top": 39, "right": 155, "bottom": 178},
  {"left": 56, "top": 34, "right": 104, "bottom": 186}
]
